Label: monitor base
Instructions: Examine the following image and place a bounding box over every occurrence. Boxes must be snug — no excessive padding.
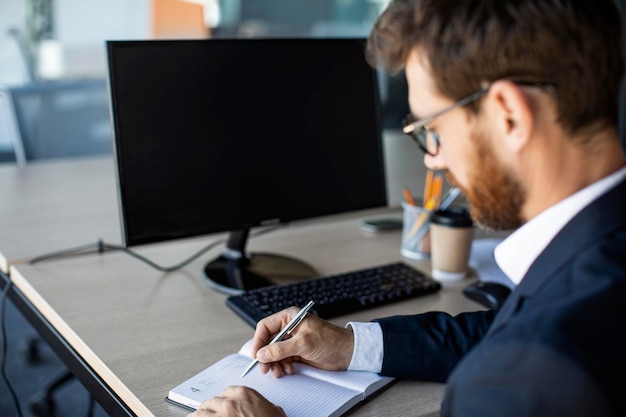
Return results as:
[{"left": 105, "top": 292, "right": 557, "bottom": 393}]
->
[{"left": 203, "top": 252, "right": 318, "bottom": 295}]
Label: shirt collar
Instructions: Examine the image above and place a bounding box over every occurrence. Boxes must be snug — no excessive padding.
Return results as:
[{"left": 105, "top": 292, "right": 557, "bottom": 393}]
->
[{"left": 494, "top": 165, "right": 626, "bottom": 285}]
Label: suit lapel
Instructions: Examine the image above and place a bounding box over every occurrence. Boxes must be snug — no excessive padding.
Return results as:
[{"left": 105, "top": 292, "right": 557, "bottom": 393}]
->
[{"left": 486, "top": 176, "right": 626, "bottom": 337}]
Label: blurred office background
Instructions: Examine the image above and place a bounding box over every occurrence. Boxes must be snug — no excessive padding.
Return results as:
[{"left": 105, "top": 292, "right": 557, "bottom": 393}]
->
[
  {"left": 2, "top": 0, "right": 626, "bottom": 165},
  {"left": 0, "top": 1, "right": 624, "bottom": 416},
  {"left": 0, "top": 1, "right": 404, "bottom": 416},
  {"left": 0, "top": 0, "right": 413, "bottom": 166}
]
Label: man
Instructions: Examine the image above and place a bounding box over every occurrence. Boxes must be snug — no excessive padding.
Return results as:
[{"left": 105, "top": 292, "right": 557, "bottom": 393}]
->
[{"left": 190, "top": 0, "right": 626, "bottom": 415}]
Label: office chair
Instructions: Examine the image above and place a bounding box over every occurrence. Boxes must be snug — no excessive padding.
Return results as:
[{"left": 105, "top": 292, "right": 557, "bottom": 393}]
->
[
  {"left": 0, "top": 90, "right": 20, "bottom": 162},
  {"left": 28, "top": 366, "right": 76, "bottom": 417},
  {"left": 1, "top": 79, "right": 113, "bottom": 166}
]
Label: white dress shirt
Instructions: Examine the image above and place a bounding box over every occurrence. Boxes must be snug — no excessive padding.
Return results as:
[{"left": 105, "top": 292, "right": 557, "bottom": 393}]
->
[{"left": 347, "top": 165, "right": 626, "bottom": 372}]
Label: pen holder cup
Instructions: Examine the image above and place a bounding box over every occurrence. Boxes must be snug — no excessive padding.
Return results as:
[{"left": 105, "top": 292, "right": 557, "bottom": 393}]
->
[{"left": 401, "top": 201, "right": 431, "bottom": 259}]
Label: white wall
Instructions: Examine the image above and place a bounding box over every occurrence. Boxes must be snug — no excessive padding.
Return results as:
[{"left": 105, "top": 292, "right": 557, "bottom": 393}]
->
[
  {"left": 0, "top": 0, "right": 28, "bottom": 86},
  {"left": 0, "top": 0, "right": 151, "bottom": 149},
  {"left": 382, "top": 129, "right": 428, "bottom": 207},
  {"left": 54, "top": 0, "right": 151, "bottom": 78},
  {"left": 0, "top": 0, "right": 151, "bottom": 84}
]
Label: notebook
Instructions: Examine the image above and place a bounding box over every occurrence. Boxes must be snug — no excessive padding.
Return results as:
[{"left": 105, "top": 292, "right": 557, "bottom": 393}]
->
[{"left": 167, "top": 339, "right": 395, "bottom": 417}]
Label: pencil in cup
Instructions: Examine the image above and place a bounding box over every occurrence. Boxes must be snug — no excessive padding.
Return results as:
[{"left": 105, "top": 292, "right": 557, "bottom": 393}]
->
[
  {"left": 401, "top": 197, "right": 436, "bottom": 259},
  {"left": 401, "top": 186, "right": 462, "bottom": 261},
  {"left": 400, "top": 170, "right": 442, "bottom": 259}
]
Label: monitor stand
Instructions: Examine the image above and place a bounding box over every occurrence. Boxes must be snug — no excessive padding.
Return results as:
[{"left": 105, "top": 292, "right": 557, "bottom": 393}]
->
[{"left": 203, "top": 229, "right": 319, "bottom": 295}]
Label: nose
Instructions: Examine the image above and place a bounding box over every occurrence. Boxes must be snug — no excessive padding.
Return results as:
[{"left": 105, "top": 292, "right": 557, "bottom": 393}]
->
[{"left": 423, "top": 152, "right": 445, "bottom": 171}]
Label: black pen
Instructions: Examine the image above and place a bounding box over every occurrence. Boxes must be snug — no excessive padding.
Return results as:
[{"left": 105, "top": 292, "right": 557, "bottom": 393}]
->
[{"left": 241, "top": 300, "right": 315, "bottom": 378}]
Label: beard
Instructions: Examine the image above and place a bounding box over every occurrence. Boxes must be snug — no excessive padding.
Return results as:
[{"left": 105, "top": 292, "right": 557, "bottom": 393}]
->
[{"left": 446, "top": 128, "right": 526, "bottom": 231}]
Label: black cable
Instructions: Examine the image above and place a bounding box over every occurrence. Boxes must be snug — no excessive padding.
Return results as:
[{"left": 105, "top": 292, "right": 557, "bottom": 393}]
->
[
  {"left": 27, "top": 241, "right": 107, "bottom": 265},
  {"left": 28, "top": 224, "right": 283, "bottom": 273},
  {"left": 0, "top": 280, "right": 25, "bottom": 417}
]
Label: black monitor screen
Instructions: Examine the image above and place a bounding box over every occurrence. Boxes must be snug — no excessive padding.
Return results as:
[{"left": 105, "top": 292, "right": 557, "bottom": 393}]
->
[
  {"left": 108, "top": 38, "right": 385, "bottom": 245},
  {"left": 107, "top": 39, "right": 386, "bottom": 292}
]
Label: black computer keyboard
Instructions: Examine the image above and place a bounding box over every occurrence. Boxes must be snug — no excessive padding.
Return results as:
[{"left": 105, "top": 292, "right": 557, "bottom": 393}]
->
[{"left": 226, "top": 262, "right": 441, "bottom": 327}]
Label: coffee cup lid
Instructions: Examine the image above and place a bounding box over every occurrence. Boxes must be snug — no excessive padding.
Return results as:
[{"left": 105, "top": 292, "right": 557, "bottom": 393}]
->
[{"left": 431, "top": 206, "right": 473, "bottom": 227}]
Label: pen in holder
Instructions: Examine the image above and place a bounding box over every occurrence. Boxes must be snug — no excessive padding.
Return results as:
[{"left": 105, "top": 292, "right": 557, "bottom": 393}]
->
[
  {"left": 400, "top": 186, "right": 461, "bottom": 260},
  {"left": 401, "top": 198, "right": 434, "bottom": 259}
]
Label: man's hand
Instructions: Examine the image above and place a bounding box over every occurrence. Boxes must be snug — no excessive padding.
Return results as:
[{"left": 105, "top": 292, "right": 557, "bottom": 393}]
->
[
  {"left": 187, "top": 308, "right": 354, "bottom": 416},
  {"left": 251, "top": 307, "right": 354, "bottom": 377},
  {"left": 188, "top": 386, "right": 285, "bottom": 417}
]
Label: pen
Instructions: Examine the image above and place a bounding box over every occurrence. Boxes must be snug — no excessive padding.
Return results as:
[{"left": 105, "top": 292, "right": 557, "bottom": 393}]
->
[
  {"left": 411, "top": 187, "right": 462, "bottom": 244},
  {"left": 403, "top": 184, "right": 416, "bottom": 206},
  {"left": 423, "top": 169, "right": 434, "bottom": 204},
  {"left": 404, "top": 193, "right": 439, "bottom": 242},
  {"left": 431, "top": 174, "right": 443, "bottom": 209},
  {"left": 241, "top": 300, "right": 315, "bottom": 378}
]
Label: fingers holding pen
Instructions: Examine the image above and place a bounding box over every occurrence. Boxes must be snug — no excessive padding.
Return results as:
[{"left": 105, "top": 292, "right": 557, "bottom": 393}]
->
[
  {"left": 253, "top": 310, "right": 354, "bottom": 373},
  {"left": 259, "top": 355, "right": 298, "bottom": 378},
  {"left": 251, "top": 306, "right": 301, "bottom": 358},
  {"left": 250, "top": 306, "right": 304, "bottom": 377}
]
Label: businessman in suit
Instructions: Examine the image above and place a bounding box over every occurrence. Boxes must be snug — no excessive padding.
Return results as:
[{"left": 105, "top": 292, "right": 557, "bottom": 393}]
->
[{"left": 189, "top": 0, "right": 626, "bottom": 416}]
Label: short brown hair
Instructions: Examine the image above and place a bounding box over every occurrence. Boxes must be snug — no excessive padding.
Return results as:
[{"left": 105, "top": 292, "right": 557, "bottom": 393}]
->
[{"left": 367, "top": 0, "right": 624, "bottom": 134}]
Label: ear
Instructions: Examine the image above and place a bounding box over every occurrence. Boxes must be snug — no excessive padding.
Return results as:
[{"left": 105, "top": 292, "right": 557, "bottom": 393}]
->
[{"left": 485, "top": 80, "right": 534, "bottom": 153}]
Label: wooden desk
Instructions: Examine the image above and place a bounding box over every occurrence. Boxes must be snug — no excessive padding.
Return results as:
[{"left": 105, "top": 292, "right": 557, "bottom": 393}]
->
[
  {"left": 1, "top": 156, "right": 493, "bottom": 417},
  {"left": 10, "top": 214, "right": 486, "bottom": 417},
  {"left": 0, "top": 156, "right": 121, "bottom": 273}
]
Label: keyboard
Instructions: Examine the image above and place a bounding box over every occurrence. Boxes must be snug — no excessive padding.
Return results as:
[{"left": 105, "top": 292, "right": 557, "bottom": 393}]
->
[{"left": 226, "top": 262, "right": 441, "bottom": 327}]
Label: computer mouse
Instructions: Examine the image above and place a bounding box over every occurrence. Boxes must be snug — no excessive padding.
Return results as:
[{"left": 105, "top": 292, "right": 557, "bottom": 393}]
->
[{"left": 462, "top": 281, "right": 512, "bottom": 310}]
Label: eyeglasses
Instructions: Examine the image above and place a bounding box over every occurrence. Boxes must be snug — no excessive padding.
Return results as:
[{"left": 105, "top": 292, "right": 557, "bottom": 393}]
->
[
  {"left": 402, "top": 82, "right": 555, "bottom": 156},
  {"left": 402, "top": 87, "right": 490, "bottom": 156}
]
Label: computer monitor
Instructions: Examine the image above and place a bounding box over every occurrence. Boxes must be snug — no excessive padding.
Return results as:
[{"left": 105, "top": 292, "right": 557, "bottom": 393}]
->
[{"left": 106, "top": 38, "right": 386, "bottom": 294}]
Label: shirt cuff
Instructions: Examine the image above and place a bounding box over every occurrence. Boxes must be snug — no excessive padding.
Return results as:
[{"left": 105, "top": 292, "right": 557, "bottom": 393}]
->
[{"left": 345, "top": 321, "right": 383, "bottom": 373}]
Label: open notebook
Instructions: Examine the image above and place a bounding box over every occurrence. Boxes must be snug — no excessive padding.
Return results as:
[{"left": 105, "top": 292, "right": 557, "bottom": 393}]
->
[{"left": 167, "top": 340, "right": 395, "bottom": 417}]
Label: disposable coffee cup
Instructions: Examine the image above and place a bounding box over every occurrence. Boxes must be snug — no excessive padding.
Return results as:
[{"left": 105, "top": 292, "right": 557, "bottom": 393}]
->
[
  {"left": 430, "top": 206, "right": 474, "bottom": 281},
  {"left": 401, "top": 200, "right": 431, "bottom": 259}
]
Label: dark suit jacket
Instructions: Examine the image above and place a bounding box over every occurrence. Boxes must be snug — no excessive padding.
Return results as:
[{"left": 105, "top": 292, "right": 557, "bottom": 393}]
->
[{"left": 375, "top": 176, "right": 626, "bottom": 416}]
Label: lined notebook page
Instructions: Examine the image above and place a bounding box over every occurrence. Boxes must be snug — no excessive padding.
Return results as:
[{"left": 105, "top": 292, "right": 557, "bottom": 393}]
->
[
  {"left": 296, "top": 363, "right": 393, "bottom": 394},
  {"left": 168, "top": 353, "right": 361, "bottom": 417}
]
